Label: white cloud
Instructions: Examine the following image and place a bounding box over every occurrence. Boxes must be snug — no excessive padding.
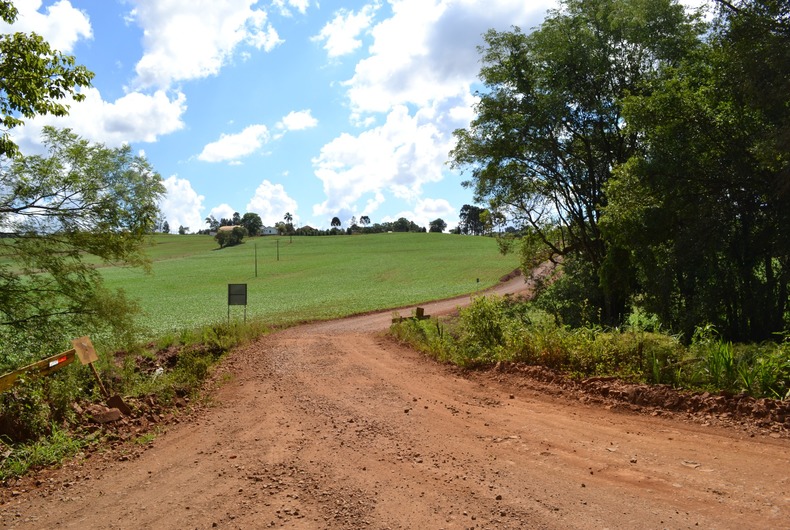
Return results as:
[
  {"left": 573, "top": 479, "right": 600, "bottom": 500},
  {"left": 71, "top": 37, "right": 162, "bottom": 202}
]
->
[
  {"left": 311, "top": 104, "right": 457, "bottom": 217},
  {"left": 344, "top": 0, "right": 550, "bottom": 116},
  {"left": 198, "top": 124, "right": 270, "bottom": 163},
  {"left": 246, "top": 180, "right": 299, "bottom": 226},
  {"left": 382, "top": 198, "right": 454, "bottom": 229},
  {"left": 11, "top": 88, "right": 187, "bottom": 152},
  {"left": 128, "top": 0, "right": 284, "bottom": 89},
  {"left": 207, "top": 204, "right": 237, "bottom": 224},
  {"left": 160, "top": 176, "right": 205, "bottom": 233},
  {"left": 0, "top": 0, "right": 92, "bottom": 52},
  {"left": 415, "top": 197, "right": 454, "bottom": 222},
  {"left": 312, "top": 3, "right": 378, "bottom": 59},
  {"left": 276, "top": 110, "right": 318, "bottom": 131},
  {"left": 272, "top": 0, "right": 310, "bottom": 17}
]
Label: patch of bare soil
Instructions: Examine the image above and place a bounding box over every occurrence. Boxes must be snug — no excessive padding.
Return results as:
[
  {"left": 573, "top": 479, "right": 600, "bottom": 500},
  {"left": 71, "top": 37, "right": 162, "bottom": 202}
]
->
[{"left": 1, "top": 275, "right": 788, "bottom": 529}]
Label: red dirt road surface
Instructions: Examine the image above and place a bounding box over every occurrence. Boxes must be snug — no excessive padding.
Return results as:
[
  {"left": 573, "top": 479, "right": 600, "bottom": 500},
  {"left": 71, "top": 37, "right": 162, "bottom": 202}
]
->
[{"left": 2, "top": 276, "right": 789, "bottom": 529}]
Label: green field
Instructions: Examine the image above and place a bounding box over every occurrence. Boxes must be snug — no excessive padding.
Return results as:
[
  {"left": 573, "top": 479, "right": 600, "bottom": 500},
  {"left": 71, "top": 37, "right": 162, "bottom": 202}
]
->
[{"left": 100, "top": 233, "right": 520, "bottom": 337}]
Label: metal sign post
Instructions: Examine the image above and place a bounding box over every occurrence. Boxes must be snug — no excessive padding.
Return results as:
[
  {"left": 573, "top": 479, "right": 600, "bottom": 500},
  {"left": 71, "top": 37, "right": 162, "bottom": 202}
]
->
[{"left": 228, "top": 283, "right": 248, "bottom": 323}]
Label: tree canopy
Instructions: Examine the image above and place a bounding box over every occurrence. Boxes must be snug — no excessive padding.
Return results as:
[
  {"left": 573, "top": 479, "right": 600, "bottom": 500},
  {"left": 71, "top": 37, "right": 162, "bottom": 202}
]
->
[
  {"left": 452, "top": 0, "right": 788, "bottom": 340},
  {"left": 0, "top": 127, "right": 165, "bottom": 358},
  {"left": 240, "top": 212, "right": 262, "bottom": 236},
  {"left": 0, "top": 1, "right": 93, "bottom": 158},
  {"left": 429, "top": 218, "right": 447, "bottom": 233},
  {"left": 215, "top": 226, "right": 246, "bottom": 248}
]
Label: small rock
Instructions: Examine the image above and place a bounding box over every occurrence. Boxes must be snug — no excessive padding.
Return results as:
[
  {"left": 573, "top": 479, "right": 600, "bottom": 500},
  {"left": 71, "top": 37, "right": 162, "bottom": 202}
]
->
[{"left": 91, "top": 407, "right": 122, "bottom": 424}]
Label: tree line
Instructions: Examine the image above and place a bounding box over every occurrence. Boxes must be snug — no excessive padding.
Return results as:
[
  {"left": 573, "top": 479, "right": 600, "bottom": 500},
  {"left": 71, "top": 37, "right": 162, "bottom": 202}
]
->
[{"left": 451, "top": 0, "right": 789, "bottom": 342}]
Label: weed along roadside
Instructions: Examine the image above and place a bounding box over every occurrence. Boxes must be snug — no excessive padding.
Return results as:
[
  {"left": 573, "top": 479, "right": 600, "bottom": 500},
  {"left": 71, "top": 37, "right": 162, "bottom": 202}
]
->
[
  {"left": 389, "top": 295, "right": 790, "bottom": 432},
  {"left": 0, "top": 320, "right": 270, "bottom": 482},
  {"left": 0, "top": 337, "right": 130, "bottom": 419}
]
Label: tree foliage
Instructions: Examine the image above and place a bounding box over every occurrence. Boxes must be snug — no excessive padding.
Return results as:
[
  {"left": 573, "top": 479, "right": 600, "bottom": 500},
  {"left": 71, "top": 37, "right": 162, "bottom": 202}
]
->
[
  {"left": 0, "top": 1, "right": 94, "bottom": 158},
  {"left": 458, "top": 204, "right": 487, "bottom": 235},
  {"left": 451, "top": 0, "right": 701, "bottom": 322},
  {"left": 429, "top": 218, "right": 447, "bottom": 233},
  {"left": 240, "top": 212, "right": 262, "bottom": 236},
  {"left": 602, "top": 0, "right": 790, "bottom": 340},
  {"left": 214, "top": 226, "right": 246, "bottom": 248},
  {"left": 453, "top": 0, "right": 789, "bottom": 340},
  {"left": 0, "top": 127, "right": 165, "bottom": 358}
]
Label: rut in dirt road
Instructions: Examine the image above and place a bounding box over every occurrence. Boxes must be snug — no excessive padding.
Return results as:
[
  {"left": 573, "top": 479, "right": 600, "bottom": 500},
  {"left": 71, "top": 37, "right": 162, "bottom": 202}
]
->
[{"left": 1, "top": 277, "right": 788, "bottom": 529}]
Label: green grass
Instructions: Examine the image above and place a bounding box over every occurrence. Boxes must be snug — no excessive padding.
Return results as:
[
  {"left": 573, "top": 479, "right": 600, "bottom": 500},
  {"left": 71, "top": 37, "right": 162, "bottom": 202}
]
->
[{"left": 100, "top": 233, "right": 520, "bottom": 338}]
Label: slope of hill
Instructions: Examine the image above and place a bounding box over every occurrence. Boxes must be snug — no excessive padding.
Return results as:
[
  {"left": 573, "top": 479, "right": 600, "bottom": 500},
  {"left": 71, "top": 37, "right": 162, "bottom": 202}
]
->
[{"left": 101, "top": 233, "right": 521, "bottom": 337}]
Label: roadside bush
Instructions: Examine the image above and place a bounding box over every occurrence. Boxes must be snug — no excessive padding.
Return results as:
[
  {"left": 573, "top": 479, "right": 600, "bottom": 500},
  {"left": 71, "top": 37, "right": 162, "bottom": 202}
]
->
[
  {"left": 0, "top": 364, "right": 91, "bottom": 444},
  {"left": 533, "top": 255, "right": 604, "bottom": 328},
  {"left": 0, "top": 316, "right": 274, "bottom": 479},
  {"left": 684, "top": 326, "right": 790, "bottom": 397}
]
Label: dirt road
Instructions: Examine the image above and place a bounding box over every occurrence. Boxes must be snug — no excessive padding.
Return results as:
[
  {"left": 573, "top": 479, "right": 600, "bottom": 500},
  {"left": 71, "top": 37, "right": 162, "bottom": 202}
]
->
[{"left": 2, "top": 277, "right": 789, "bottom": 529}]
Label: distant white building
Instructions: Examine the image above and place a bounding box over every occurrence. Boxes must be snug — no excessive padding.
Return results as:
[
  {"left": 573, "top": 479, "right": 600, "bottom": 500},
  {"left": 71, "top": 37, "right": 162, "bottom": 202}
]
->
[{"left": 261, "top": 226, "right": 278, "bottom": 235}]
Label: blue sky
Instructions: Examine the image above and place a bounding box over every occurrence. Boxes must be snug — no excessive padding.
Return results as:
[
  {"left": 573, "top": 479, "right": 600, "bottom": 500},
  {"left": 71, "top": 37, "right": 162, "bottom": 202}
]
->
[{"left": 4, "top": 0, "right": 708, "bottom": 232}]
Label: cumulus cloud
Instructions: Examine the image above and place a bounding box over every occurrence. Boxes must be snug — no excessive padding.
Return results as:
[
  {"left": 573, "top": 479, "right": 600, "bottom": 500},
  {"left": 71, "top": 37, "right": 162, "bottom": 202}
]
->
[
  {"left": 11, "top": 87, "right": 187, "bottom": 152},
  {"left": 306, "top": 1, "right": 554, "bottom": 223},
  {"left": 381, "top": 198, "right": 455, "bottom": 229},
  {"left": 0, "top": 0, "right": 92, "bottom": 52},
  {"left": 207, "top": 204, "right": 237, "bottom": 224},
  {"left": 415, "top": 197, "right": 455, "bottom": 222},
  {"left": 246, "top": 180, "right": 299, "bottom": 226},
  {"left": 312, "top": 104, "right": 457, "bottom": 218},
  {"left": 311, "top": 3, "right": 379, "bottom": 59},
  {"left": 272, "top": 0, "right": 310, "bottom": 17},
  {"left": 276, "top": 110, "right": 318, "bottom": 131},
  {"left": 198, "top": 124, "right": 270, "bottom": 163},
  {"left": 344, "top": 0, "right": 550, "bottom": 116},
  {"left": 128, "top": 0, "right": 284, "bottom": 89},
  {"left": 160, "top": 176, "right": 205, "bottom": 233}
]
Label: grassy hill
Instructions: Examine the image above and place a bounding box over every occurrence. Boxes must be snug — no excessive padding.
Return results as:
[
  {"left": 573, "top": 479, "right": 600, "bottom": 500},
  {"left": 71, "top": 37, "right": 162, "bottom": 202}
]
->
[{"left": 101, "top": 232, "right": 521, "bottom": 338}]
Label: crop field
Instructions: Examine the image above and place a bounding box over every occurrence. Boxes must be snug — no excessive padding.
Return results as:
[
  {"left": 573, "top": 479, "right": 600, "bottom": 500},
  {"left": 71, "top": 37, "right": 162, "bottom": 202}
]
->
[{"left": 100, "top": 233, "right": 521, "bottom": 338}]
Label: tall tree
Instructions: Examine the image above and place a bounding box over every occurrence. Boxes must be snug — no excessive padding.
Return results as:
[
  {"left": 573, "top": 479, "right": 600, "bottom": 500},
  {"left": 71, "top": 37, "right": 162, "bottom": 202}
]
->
[
  {"left": 458, "top": 205, "right": 486, "bottom": 235},
  {"left": 602, "top": 0, "right": 790, "bottom": 340},
  {"left": 330, "top": 216, "right": 341, "bottom": 228},
  {"left": 450, "top": 0, "right": 701, "bottom": 322},
  {"left": 393, "top": 217, "right": 410, "bottom": 232},
  {"left": 240, "top": 212, "right": 263, "bottom": 236},
  {"left": 0, "top": 1, "right": 93, "bottom": 158},
  {"left": 204, "top": 215, "right": 219, "bottom": 232},
  {"left": 429, "top": 218, "right": 447, "bottom": 233},
  {"left": 283, "top": 212, "right": 294, "bottom": 234},
  {"left": 359, "top": 215, "right": 370, "bottom": 227},
  {"left": 0, "top": 127, "right": 165, "bottom": 359}
]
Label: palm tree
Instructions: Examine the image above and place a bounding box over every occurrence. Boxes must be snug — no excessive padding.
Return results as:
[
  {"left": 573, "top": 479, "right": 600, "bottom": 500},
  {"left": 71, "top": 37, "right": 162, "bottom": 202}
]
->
[{"left": 283, "top": 212, "right": 294, "bottom": 236}]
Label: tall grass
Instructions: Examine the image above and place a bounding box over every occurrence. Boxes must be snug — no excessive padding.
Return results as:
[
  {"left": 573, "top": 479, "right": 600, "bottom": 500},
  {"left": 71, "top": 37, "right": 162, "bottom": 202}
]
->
[{"left": 391, "top": 295, "right": 790, "bottom": 398}]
